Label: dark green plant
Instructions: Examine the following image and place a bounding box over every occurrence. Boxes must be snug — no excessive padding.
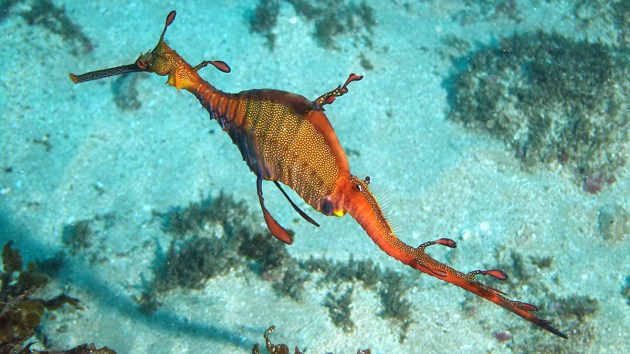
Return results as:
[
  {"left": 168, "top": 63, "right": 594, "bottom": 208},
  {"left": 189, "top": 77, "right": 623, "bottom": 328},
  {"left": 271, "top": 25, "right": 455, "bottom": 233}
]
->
[
  {"left": 249, "top": 0, "right": 280, "bottom": 49},
  {"left": 493, "top": 250, "right": 555, "bottom": 298},
  {"left": 447, "top": 31, "right": 628, "bottom": 192},
  {"left": 323, "top": 286, "right": 355, "bottom": 332},
  {"left": 159, "top": 192, "right": 251, "bottom": 238},
  {"left": 249, "top": 0, "right": 376, "bottom": 49},
  {"left": 378, "top": 270, "right": 413, "bottom": 342},
  {"left": 378, "top": 270, "right": 412, "bottom": 321},
  {"left": 154, "top": 235, "right": 239, "bottom": 292},
  {"left": 62, "top": 219, "right": 92, "bottom": 255},
  {"left": 112, "top": 74, "right": 143, "bottom": 111},
  {"left": 529, "top": 255, "right": 554, "bottom": 269},
  {"left": 144, "top": 193, "right": 293, "bottom": 306},
  {"left": 453, "top": 0, "right": 523, "bottom": 25},
  {"left": 301, "top": 256, "right": 381, "bottom": 289},
  {"left": 555, "top": 295, "right": 599, "bottom": 322},
  {"left": 2, "top": 0, "right": 93, "bottom": 54},
  {"left": 238, "top": 231, "right": 290, "bottom": 274},
  {"left": 271, "top": 266, "right": 309, "bottom": 301}
]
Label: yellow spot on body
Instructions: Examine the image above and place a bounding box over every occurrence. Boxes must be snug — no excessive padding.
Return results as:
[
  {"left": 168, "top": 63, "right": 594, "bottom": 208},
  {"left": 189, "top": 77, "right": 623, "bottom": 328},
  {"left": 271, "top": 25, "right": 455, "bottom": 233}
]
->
[{"left": 333, "top": 209, "right": 346, "bottom": 217}]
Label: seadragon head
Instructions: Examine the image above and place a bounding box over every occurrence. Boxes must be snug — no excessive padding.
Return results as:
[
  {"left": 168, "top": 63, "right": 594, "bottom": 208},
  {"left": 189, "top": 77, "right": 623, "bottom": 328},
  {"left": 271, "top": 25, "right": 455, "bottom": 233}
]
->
[{"left": 69, "top": 11, "right": 230, "bottom": 90}]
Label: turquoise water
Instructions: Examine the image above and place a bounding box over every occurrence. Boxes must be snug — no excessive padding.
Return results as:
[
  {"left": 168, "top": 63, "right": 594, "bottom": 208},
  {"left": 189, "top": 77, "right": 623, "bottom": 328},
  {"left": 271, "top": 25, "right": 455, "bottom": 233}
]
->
[{"left": 0, "top": 1, "right": 628, "bottom": 353}]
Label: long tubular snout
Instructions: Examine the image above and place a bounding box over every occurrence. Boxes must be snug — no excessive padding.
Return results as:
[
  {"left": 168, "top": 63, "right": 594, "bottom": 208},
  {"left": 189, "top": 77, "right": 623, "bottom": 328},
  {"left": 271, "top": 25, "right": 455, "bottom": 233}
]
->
[{"left": 69, "top": 63, "right": 141, "bottom": 84}]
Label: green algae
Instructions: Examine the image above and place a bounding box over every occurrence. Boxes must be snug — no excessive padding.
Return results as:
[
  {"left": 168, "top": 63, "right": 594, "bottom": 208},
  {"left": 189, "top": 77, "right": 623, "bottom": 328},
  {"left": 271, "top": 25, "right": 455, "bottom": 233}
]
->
[{"left": 447, "top": 31, "right": 628, "bottom": 192}]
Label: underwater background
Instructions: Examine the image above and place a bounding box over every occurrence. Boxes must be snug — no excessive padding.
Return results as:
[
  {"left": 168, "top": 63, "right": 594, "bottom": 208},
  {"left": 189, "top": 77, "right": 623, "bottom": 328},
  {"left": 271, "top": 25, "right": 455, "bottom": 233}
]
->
[{"left": 0, "top": 0, "right": 628, "bottom": 353}]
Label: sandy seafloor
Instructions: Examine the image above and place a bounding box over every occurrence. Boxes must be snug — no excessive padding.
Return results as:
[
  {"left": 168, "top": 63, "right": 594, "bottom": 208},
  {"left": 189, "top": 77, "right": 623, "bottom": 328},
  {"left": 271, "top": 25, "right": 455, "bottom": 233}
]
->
[{"left": 0, "top": 0, "right": 628, "bottom": 353}]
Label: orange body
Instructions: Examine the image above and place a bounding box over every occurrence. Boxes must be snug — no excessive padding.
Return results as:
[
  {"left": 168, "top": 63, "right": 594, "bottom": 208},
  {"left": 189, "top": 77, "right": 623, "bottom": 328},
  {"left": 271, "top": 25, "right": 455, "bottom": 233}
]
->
[
  {"left": 196, "top": 87, "right": 350, "bottom": 212},
  {"left": 70, "top": 11, "right": 567, "bottom": 338}
]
